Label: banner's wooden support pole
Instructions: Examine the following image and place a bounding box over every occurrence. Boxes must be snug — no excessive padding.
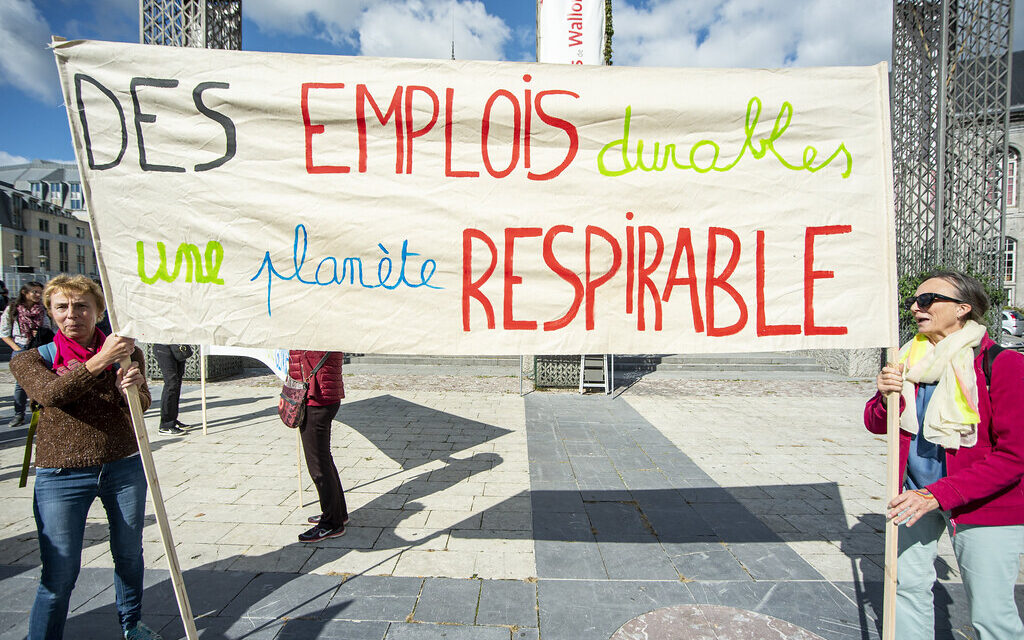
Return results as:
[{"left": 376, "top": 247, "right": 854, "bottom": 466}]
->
[
  {"left": 200, "top": 346, "right": 208, "bottom": 436},
  {"left": 121, "top": 355, "right": 198, "bottom": 640},
  {"left": 18, "top": 410, "right": 39, "bottom": 488},
  {"left": 882, "top": 346, "right": 899, "bottom": 640},
  {"left": 296, "top": 429, "right": 304, "bottom": 510}
]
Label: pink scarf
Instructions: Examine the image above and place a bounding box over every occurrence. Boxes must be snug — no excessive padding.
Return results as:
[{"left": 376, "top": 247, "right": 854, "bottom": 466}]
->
[
  {"left": 16, "top": 303, "right": 46, "bottom": 341},
  {"left": 52, "top": 327, "right": 107, "bottom": 375}
]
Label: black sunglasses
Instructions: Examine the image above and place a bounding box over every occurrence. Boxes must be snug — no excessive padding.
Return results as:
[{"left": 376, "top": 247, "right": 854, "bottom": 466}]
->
[{"left": 903, "top": 292, "right": 966, "bottom": 310}]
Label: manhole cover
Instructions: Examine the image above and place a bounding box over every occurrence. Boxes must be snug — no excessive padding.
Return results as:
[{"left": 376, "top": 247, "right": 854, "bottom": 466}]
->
[{"left": 610, "top": 604, "right": 827, "bottom": 639}]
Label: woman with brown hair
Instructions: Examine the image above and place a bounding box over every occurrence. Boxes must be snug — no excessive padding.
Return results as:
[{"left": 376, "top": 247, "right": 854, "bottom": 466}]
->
[{"left": 2, "top": 281, "right": 52, "bottom": 427}]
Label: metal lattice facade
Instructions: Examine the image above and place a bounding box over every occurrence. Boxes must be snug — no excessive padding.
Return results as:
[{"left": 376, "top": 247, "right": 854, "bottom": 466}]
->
[
  {"left": 891, "top": 0, "right": 1012, "bottom": 284},
  {"left": 140, "top": 0, "right": 241, "bottom": 49}
]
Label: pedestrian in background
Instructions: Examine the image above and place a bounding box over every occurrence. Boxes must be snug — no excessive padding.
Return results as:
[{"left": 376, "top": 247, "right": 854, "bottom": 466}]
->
[
  {"left": 866, "top": 270, "right": 1024, "bottom": 640},
  {"left": 2, "top": 281, "right": 52, "bottom": 427},
  {"left": 289, "top": 350, "right": 349, "bottom": 542},
  {"left": 11, "top": 274, "right": 162, "bottom": 640},
  {"left": 152, "top": 343, "right": 193, "bottom": 435}
]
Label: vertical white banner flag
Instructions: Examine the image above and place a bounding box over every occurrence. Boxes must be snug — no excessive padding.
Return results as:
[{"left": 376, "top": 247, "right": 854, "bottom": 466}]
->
[{"left": 537, "top": 0, "right": 604, "bottom": 65}]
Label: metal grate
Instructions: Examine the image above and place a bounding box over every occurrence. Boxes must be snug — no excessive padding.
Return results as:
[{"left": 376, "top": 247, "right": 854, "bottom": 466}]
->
[
  {"left": 891, "top": 0, "right": 1012, "bottom": 339},
  {"left": 140, "top": 0, "right": 240, "bottom": 49}
]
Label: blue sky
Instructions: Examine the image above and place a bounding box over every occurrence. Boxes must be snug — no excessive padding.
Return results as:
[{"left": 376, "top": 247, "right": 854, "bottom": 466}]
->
[{"left": 4, "top": 0, "right": 1013, "bottom": 167}]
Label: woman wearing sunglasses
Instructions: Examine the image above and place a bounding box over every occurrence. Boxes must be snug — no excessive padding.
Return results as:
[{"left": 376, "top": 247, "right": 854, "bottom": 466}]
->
[{"left": 865, "top": 270, "right": 1024, "bottom": 639}]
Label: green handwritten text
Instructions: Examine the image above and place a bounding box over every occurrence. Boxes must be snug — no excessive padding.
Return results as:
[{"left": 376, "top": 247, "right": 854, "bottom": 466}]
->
[
  {"left": 597, "top": 97, "right": 852, "bottom": 178},
  {"left": 137, "top": 240, "right": 225, "bottom": 285}
]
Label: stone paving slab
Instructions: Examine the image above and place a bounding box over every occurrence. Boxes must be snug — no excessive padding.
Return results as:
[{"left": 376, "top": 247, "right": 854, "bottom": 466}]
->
[{"left": 1, "top": 370, "right": 1022, "bottom": 639}]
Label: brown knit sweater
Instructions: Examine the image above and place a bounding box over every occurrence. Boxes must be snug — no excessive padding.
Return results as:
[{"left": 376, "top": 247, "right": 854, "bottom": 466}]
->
[{"left": 11, "top": 348, "right": 151, "bottom": 468}]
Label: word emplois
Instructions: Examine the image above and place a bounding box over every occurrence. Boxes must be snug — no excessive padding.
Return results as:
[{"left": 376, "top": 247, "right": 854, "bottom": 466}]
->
[
  {"left": 462, "top": 213, "right": 851, "bottom": 336},
  {"left": 250, "top": 224, "right": 442, "bottom": 315},
  {"left": 137, "top": 240, "right": 225, "bottom": 285},
  {"left": 598, "top": 97, "right": 853, "bottom": 178},
  {"left": 302, "top": 75, "right": 578, "bottom": 180}
]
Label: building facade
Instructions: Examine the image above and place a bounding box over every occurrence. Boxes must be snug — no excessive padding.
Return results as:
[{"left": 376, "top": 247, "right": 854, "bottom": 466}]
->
[
  {"left": 0, "top": 179, "right": 97, "bottom": 291},
  {"left": 1005, "top": 51, "right": 1024, "bottom": 306}
]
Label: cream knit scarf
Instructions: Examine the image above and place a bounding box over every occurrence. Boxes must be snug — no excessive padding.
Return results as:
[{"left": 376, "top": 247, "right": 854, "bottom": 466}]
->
[{"left": 898, "top": 320, "right": 986, "bottom": 450}]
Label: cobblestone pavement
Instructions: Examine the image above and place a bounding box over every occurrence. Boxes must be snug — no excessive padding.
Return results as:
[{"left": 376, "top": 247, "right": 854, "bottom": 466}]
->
[{"left": 0, "top": 366, "right": 1020, "bottom": 639}]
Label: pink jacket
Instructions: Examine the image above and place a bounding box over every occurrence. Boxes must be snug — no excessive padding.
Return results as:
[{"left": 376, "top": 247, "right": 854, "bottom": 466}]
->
[
  {"left": 864, "top": 335, "right": 1024, "bottom": 526},
  {"left": 288, "top": 350, "right": 344, "bottom": 406}
]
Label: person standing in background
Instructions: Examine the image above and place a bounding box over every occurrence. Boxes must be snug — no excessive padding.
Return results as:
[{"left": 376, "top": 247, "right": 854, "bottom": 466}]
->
[
  {"left": 289, "top": 350, "right": 348, "bottom": 542},
  {"left": 2, "top": 281, "right": 52, "bottom": 427},
  {"left": 151, "top": 344, "right": 193, "bottom": 436}
]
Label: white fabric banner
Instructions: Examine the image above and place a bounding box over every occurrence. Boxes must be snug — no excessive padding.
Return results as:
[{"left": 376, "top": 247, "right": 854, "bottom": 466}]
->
[
  {"left": 537, "top": 0, "right": 604, "bottom": 65},
  {"left": 53, "top": 39, "right": 897, "bottom": 355},
  {"left": 202, "top": 345, "right": 289, "bottom": 380}
]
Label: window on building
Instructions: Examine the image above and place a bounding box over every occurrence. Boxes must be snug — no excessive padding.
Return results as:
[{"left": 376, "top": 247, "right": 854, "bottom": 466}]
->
[
  {"left": 1007, "top": 287, "right": 1016, "bottom": 306},
  {"left": 49, "top": 182, "right": 62, "bottom": 205},
  {"left": 1009, "top": 148, "right": 1020, "bottom": 209},
  {"left": 1005, "top": 237, "right": 1017, "bottom": 284},
  {"left": 14, "top": 235, "right": 24, "bottom": 265},
  {"left": 38, "top": 219, "right": 49, "bottom": 233},
  {"left": 30, "top": 183, "right": 42, "bottom": 199},
  {"left": 58, "top": 242, "right": 69, "bottom": 272},
  {"left": 38, "top": 238, "right": 50, "bottom": 269},
  {"left": 11, "top": 201, "right": 21, "bottom": 228},
  {"left": 75, "top": 226, "right": 86, "bottom": 239},
  {"left": 76, "top": 245, "right": 86, "bottom": 274},
  {"left": 69, "top": 183, "right": 83, "bottom": 210},
  {"left": 58, "top": 223, "right": 68, "bottom": 236}
]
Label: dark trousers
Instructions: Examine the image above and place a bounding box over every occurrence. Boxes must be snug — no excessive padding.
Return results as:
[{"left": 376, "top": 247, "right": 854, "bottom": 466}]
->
[
  {"left": 152, "top": 344, "right": 184, "bottom": 429},
  {"left": 299, "top": 403, "right": 347, "bottom": 528}
]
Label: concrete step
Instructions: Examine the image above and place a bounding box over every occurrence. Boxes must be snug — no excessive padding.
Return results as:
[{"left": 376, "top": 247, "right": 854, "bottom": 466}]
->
[
  {"left": 343, "top": 352, "right": 829, "bottom": 375},
  {"left": 346, "top": 354, "right": 520, "bottom": 367}
]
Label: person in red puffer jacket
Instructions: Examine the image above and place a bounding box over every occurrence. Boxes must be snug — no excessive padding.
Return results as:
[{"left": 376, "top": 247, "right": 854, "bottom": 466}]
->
[{"left": 288, "top": 350, "right": 348, "bottom": 543}]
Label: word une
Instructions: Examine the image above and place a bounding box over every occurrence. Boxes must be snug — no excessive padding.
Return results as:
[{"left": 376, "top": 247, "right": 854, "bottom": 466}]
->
[
  {"left": 137, "top": 240, "right": 225, "bottom": 285},
  {"left": 302, "top": 75, "right": 578, "bottom": 181},
  {"left": 598, "top": 97, "right": 853, "bottom": 178},
  {"left": 462, "top": 216, "right": 850, "bottom": 336},
  {"left": 251, "top": 224, "right": 441, "bottom": 315}
]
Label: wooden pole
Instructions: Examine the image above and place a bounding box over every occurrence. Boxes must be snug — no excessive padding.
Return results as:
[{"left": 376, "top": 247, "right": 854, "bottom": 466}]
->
[
  {"left": 121, "top": 354, "right": 198, "bottom": 640},
  {"left": 200, "top": 346, "right": 208, "bottom": 436},
  {"left": 296, "top": 428, "right": 304, "bottom": 509},
  {"left": 882, "top": 346, "right": 900, "bottom": 640}
]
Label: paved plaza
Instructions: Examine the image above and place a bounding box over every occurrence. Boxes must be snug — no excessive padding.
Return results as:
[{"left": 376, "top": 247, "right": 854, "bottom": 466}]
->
[{"left": 0, "top": 366, "right": 1021, "bottom": 639}]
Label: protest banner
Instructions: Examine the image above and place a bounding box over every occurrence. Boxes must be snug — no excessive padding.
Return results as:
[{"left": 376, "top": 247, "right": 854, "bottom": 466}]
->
[{"left": 52, "top": 39, "right": 897, "bottom": 356}]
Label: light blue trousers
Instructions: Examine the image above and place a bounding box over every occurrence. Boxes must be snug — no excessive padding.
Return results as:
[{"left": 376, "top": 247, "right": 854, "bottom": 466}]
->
[{"left": 895, "top": 509, "right": 1024, "bottom": 640}]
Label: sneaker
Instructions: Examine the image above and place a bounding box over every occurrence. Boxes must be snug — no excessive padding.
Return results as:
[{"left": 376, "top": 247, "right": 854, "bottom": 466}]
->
[
  {"left": 174, "top": 420, "right": 193, "bottom": 430},
  {"left": 125, "top": 622, "right": 163, "bottom": 640},
  {"left": 9, "top": 413, "right": 24, "bottom": 428},
  {"left": 298, "top": 524, "right": 345, "bottom": 543},
  {"left": 158, "top": 424, "right": 186, "bottom": 435},
  {"left": 307, "top": 514, "right": 350, "bottom": 525}
]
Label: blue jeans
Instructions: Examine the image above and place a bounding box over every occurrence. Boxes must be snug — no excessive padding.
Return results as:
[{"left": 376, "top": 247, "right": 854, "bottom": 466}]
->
[
  {"left": 29, "top": 455, "right": 148, "bottom": 640},
  {"left": 13, "top": 380, "right": 27, "bottom": 416},
  {"left": 895, "top": 509, "right": 1024, "bottom": 640}
]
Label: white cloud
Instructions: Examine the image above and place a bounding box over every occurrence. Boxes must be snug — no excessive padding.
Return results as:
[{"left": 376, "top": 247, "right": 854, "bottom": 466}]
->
[
  {"left": 612, "top": 0, "right": 892, "bottom": 68},
  {"left": 360, "top": 0, "right": 509, "bottom": 60},
  {"left": 0, "top": 0, "right": 60, "bottom": 102},
  {"left": 0, "top": 150, "right": 30, "bottom": 165},
  {"left": 244, "top": 0, "right": 364, "bottom": 46},
  {"left": 244, "top": 0, "right": 510, "bottom": 60}
]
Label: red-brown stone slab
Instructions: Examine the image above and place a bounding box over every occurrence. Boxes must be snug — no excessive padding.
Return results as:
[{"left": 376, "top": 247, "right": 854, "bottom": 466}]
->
[{"left": 610, "top": 604, "right": 828, "bottom": 640}]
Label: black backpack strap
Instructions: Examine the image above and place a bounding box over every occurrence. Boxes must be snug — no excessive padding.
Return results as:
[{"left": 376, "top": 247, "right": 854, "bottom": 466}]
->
[{"left": 982, "top": 343, "right": 1005, "bottom": 393}]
